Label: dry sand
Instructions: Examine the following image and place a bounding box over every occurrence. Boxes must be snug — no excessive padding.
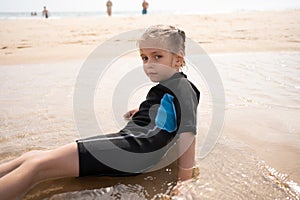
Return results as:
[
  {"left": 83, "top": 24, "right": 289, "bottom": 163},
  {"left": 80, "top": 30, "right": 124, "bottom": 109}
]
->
[{"left": 1, "top": 10, "right": 300, "bottom": 65}]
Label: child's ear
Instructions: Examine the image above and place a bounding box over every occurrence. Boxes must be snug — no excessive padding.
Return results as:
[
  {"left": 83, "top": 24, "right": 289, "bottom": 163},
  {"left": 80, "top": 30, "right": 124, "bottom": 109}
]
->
[{"left": 175, "top": 51, "right": 185, "bottom": 67}]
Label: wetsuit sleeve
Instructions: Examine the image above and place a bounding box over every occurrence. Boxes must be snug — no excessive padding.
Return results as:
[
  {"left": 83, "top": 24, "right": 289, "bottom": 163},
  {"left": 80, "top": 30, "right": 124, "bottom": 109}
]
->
[{"left": 175, "top": 80, "right": 199, "bottom": 135}]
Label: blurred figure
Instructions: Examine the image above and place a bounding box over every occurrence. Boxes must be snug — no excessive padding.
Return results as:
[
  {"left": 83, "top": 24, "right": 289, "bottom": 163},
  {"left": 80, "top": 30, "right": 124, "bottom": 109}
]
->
[
  {"left": 42, "top": 6, "right": 49, "bottom": 18},
  {"left": 142, "top": 0, "right": 149, "bottom": 15},
  {"left": 106, "top": 0, "right": 113, "bottom": 16}
]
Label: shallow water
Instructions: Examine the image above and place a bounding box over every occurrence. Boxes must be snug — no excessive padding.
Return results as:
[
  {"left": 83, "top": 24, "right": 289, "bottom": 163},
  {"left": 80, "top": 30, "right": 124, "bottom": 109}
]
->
[{"left": 0, "top": 52, "right": 299, "bottom": 199}]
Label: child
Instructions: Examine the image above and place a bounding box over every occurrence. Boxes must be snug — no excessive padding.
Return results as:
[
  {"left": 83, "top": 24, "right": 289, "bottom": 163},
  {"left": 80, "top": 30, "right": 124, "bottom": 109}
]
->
[{"left": 0, "top": 25, "right": 200, "bottom": 199}]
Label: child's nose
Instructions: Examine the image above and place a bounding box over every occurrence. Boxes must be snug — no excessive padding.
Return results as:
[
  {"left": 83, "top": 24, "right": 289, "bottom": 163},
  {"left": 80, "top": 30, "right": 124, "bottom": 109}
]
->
[
  {"left": 144, "top": 63, "right": 153, "bottom": 69},
  {"left": 148, "top": 57, "right": 156, "bottom": 64}
]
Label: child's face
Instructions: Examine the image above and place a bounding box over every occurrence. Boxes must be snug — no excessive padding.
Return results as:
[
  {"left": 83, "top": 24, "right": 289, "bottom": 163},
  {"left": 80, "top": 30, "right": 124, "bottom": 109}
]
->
[{"left": 140, "top": 48, "right": 180, "bottom": 82}]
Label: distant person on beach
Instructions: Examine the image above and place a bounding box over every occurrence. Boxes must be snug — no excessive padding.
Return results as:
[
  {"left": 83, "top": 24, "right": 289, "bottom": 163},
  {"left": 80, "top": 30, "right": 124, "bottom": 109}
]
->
[
  {"left": 42, "top": 6, "right": 49, "bottom": 18},
  {"left": 0, "top": 25, "right": 199, "bottom": 199},
  {"left": 106, "top": 0, "right": 113, "bottom": 16},
  {"left": 142, "top": 0, "right": 149, "bottom": 15}
]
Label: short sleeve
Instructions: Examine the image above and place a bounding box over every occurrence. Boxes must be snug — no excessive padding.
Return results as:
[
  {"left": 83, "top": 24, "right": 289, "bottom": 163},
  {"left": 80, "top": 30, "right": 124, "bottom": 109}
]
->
[
  {"left": 160, "top": 77, "right": 200, "bottom": 135},
  {"left": 175, "top": 79, "right": 199, "bottom": 134}
]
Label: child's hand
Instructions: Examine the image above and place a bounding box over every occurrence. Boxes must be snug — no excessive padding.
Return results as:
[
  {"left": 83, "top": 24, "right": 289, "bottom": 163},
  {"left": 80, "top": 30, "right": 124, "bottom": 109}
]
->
[{"left": 123, "top": 108, "right": 139, "bottom": 120}]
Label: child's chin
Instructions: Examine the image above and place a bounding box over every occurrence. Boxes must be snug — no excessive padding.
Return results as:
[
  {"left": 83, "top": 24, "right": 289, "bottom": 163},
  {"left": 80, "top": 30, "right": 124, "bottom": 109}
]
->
[
  {"left": 148, "top": 77, "right": 159, "bottom": 82},
  {"left": 150, "top": 78, "right": 160, "bottom": 83}
]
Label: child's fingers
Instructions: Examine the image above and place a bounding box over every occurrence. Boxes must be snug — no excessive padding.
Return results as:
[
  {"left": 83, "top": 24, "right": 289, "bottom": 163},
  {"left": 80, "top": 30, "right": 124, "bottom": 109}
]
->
[
  {"left": 123, "top": 109, "right": 138, "bottom": 120},
  {"left": 123, "top": 112, "right": 130, "bottom": 119}
]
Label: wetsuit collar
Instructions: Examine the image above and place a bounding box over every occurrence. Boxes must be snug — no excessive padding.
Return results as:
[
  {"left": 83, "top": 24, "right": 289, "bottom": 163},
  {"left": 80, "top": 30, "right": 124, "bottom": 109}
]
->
[{"left": 160, "top": 72, "right": 187, "bottom": 84}]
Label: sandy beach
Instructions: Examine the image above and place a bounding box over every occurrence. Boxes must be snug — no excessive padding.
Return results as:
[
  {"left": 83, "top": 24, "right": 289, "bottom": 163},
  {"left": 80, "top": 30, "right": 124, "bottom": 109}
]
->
[
  {"left": 0, "top": 9, "right": 300, "bottom": 199},
  {"left": 1, "top": 10, "right": 300, "bottom": 65}
]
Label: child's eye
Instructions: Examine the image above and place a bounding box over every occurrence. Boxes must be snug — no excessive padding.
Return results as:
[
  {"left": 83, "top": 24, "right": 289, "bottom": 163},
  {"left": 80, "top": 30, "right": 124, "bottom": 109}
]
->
[
  {"left": 155, "top": 55, "right": 162, "bottom": 59},
  {"left": 141, "top": 56, "right": 148, "bottom": 61}
]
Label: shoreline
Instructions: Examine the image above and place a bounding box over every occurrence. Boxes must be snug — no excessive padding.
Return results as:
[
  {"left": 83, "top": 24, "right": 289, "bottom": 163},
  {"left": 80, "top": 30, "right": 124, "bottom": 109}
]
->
[{"left": 1, "top": 10, "right": 300, "bottom": 65}]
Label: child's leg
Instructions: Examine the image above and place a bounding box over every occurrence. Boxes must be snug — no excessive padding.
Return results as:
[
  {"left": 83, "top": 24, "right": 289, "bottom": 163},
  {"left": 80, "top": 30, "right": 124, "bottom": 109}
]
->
[
  {"left": 0, "top": 150, "right": 44, "bottom": 178},
  {"left": 0, "top": 142, "right": 79, "bottom": 200},
  {"left": 0, "top": 154, "right": 26, "bottom": 178}
]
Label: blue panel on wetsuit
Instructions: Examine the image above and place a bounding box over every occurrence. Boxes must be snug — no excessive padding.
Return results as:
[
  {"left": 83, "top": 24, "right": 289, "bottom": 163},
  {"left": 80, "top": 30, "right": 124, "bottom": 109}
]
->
[{"left": 155, "top": 93, "right": 177, "bottom": 132}]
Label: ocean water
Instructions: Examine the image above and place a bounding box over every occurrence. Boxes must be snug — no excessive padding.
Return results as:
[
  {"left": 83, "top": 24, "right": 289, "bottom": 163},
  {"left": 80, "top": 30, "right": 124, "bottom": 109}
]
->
[
  {"left": 0, "top": 1, "right": 300, "bottom": 20},
  {"left": 0, "top": 51, "right": 299, "bottom": 199},
  {"left": 0, "top": 11, "right": 141, "bottom": 19}
]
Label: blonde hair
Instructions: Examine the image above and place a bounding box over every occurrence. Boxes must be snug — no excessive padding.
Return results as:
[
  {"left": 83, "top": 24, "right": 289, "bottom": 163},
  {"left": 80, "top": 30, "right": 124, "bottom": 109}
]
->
[{"left": 138, "top": 25, "right": 186, "bottom": 56}]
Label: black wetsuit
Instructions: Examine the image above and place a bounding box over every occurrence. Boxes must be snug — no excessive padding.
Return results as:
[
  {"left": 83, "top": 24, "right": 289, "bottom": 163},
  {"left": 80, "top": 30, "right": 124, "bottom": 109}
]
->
[{"left": 76, "top": 72, "right": 200, "bottom": 176}]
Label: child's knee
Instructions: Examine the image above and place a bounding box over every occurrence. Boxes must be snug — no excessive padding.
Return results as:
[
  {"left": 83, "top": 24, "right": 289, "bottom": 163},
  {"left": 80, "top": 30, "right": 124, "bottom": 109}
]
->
[
  {"left": 21, "top": 151, "right": 48, "bottom": 182},
  {"left": 20, "top": 150, "right": 42, "bottom": 163},
  {"left": 20, "top": 150, "right": 47, "bottom": 173}
]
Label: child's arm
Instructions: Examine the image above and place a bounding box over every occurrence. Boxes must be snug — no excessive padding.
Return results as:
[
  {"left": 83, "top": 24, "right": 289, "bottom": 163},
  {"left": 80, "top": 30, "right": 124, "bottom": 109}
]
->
[{"left": 177, "top": 132, "right": 195, "bottom": 181}]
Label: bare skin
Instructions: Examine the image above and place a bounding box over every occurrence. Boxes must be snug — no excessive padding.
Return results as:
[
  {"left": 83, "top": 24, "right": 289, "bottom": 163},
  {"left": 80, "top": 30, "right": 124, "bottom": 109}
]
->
[
  {"left": 0, "top": 143, "right": 79, "bottom": 199},
  {"left": 177, "top": 132, "right": 195, "bottom": 181}
]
